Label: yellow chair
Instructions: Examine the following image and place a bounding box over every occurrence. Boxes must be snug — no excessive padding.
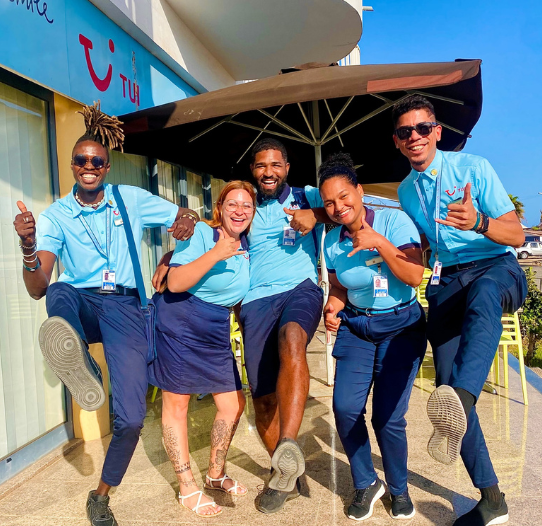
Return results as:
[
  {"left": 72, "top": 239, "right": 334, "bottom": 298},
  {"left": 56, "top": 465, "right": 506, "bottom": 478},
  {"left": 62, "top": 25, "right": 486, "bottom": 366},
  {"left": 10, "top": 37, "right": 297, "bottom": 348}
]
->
[
  {"left": 230, "top": 312, "right": 249, "bottom": 389},
  {"left": 492, "top": 312, "right": 528, "bottom": 405},
  {"left": 416, "top": 268, "right": 432, "bottom": 309}
]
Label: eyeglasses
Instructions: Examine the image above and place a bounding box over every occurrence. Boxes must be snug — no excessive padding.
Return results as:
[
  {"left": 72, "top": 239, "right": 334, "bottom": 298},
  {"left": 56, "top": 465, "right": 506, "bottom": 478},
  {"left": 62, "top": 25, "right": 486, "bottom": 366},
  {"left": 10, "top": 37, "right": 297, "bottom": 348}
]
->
[
  {"left": 223, "top": 200, "right": 254, "bottom": 213},
  {"left": 394, "top": 122, "right": 438, "bottom": 141},
  {"left": 72, "top": 154, "right": 107, "bottom": 169}
]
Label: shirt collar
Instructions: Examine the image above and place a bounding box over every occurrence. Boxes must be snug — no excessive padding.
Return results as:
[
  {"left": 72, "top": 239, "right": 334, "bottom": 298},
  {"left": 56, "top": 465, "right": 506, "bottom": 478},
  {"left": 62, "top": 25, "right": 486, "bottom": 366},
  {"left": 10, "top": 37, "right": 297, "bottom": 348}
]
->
[
  {"left": 410, "top": 148, "right": 443, "bottom": 183},
  {"left": 212, "top": 228, "right": 249, "bottom": 251},
  {"left": 69, "top": 183, "right": 115, "bottom": 218},
  {"left": 338, "top": 206, "right": 375, "bottom": 242},
  {"left": 256, "top": 184, "right": 290, "bottom": 205}
]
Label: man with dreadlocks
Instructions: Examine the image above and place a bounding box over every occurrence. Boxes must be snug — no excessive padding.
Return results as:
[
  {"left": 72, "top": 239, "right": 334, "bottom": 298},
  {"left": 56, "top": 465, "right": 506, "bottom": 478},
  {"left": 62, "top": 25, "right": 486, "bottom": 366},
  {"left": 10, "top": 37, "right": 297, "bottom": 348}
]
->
[{"left": 13, "top": 103, "right": 199, "bottom": 526}]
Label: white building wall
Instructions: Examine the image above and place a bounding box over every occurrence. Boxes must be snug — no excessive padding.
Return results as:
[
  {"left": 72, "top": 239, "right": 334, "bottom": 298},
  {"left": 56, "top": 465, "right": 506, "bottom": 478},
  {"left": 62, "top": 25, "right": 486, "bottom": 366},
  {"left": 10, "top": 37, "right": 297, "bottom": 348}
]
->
[{"left": 90, "top": 0, "right": 236, "bottom": 91}]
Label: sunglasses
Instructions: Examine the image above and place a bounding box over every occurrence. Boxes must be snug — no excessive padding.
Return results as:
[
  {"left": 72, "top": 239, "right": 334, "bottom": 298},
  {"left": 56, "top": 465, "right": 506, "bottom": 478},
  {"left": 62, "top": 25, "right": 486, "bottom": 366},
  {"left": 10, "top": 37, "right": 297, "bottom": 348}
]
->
[
  {"left": 72, "top": 154, "right": 107, "bottom": 169},
  {"left": 394, "top": 122, "right": 438, "bottom": 141}
]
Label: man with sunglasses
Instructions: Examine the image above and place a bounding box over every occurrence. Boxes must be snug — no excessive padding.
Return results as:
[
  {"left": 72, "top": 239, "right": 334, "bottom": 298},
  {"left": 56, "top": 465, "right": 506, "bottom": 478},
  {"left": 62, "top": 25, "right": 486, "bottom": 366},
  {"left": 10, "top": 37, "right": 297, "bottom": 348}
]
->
[
  {"left": 394, "top": 95, "right": 526, "bottom": 526},
  {"left": 13, "top": 125, "right": 199, "bottom": 526}
]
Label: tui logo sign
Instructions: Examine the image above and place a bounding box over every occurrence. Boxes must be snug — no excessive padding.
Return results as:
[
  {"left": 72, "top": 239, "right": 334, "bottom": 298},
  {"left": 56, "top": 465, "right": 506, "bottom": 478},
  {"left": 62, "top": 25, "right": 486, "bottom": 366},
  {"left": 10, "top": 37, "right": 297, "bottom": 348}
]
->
[{"left": 79, "top": 33, "right": 140, "bottom": 107}]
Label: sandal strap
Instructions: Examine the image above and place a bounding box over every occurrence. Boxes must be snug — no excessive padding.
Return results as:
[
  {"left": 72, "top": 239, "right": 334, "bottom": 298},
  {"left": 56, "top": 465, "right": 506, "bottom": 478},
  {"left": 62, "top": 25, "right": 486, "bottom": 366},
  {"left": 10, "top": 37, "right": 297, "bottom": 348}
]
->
[
  {"left": 206, "top": 473, "right": 229, "bottom": 488},
  {"left": 179, "top": 490, "right": 202, "bottom": 501},
  {"left": 179, "top": 490, "right": 217, "bottom": 513}
]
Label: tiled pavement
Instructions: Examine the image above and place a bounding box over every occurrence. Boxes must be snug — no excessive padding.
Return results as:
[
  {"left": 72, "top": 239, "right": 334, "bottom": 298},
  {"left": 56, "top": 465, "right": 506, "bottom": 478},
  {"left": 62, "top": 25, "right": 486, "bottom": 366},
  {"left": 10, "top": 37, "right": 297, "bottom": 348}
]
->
[{"left": 1, "top": 323, "right": 541, "bottom": 525}]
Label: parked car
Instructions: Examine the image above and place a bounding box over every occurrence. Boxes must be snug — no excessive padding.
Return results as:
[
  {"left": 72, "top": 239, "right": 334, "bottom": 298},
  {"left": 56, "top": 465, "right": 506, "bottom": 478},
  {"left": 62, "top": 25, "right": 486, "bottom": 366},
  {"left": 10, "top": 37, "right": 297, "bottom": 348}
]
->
[{"left": 517, "top": 241, "right": 542, "bottom": 259}]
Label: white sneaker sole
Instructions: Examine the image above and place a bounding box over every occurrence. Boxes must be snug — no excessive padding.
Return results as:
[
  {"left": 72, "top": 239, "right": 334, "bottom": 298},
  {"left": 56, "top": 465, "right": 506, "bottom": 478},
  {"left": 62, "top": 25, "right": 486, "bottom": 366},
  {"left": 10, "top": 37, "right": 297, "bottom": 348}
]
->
[
  {"left": 269, "top": 440, "right": 305, "bottom": 492},
  {"left": 39, "top": 317, "right": 105, "bottom": 412},
  {"left": 348, "top": 483, "right": 385, "bottom": 521},
  {"left": 390, "top": 507, "right": 416, "bottom": 520},
  {"left": 487, "top": 514, "right": 509, "bottom": 525},
  {"left": 427, "top": 385, "right": 467, "bottom": 465}
]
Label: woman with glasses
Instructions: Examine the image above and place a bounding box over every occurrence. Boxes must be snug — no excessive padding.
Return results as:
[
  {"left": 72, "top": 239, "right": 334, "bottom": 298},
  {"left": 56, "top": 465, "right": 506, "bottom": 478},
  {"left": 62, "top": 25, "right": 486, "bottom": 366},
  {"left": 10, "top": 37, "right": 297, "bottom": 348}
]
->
[
  {"left": 319, "top": 153, "right": 426, "bottom": 521},
  {"left": 149, "top": 181, "right": 256, "bottom": 518}
]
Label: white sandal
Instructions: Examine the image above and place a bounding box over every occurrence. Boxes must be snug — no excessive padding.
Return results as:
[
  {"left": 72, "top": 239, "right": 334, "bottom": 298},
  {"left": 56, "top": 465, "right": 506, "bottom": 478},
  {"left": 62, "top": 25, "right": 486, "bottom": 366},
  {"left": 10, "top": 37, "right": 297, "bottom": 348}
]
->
[
  {"left": 178, "top": 490, "right": 222, "bottom": 517},
  {"left": 204, "top": 474, "right": 247, "bottom": 496}
]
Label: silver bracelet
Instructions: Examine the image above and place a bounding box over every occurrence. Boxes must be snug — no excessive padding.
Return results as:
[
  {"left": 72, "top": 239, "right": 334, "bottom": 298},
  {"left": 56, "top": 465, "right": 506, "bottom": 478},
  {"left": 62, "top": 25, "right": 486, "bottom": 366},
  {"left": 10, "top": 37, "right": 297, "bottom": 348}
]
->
[{"left": 23, "top": 255, "right": 38, "bottom": 263}]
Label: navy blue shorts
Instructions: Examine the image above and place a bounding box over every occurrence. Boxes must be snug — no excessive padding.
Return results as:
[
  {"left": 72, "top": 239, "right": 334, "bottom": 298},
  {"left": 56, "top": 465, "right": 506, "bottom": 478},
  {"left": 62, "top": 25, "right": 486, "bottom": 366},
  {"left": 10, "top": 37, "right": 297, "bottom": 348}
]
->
[
  {"left": 240, "top": 279, "right": 324, "bottom": 398},
  {"left": 149, "top": 291, "right": 242, "bottom": 394}
]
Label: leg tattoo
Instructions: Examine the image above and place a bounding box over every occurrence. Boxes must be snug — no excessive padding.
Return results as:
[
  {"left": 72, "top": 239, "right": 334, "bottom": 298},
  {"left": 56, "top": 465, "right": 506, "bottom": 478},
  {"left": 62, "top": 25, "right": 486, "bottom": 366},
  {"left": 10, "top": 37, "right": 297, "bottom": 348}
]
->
[
  {"left": 208, "top": 419, "right": 240, "bottom": 474},
  {"left": 162, "top": 424, "right": 191, "bottom": 478}
]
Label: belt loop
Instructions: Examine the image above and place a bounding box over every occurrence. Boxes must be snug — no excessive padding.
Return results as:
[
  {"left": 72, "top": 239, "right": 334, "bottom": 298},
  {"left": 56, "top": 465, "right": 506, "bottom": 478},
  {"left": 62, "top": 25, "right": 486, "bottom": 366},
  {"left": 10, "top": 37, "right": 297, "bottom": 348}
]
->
[{"left": 393, "top": 305, "right": 399, "bottom": 315}]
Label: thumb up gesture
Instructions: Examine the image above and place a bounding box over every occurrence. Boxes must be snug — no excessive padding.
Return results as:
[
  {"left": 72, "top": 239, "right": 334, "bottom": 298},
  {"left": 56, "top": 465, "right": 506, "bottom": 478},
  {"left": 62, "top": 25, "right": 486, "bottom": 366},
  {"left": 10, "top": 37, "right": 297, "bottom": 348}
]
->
[
  {"left": 436, "top": 183, "right": 478, "bottom": 231},
  {"left": 13, "top": 201, "right": 37, "bottom": 247},
  {"left": 212, "top": 228, "right": 247, "bottom": 261}
]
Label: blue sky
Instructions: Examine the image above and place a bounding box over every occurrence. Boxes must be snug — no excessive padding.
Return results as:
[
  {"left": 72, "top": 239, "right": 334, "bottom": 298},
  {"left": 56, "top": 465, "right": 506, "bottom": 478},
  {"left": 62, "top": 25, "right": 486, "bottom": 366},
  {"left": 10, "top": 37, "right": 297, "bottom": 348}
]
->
[{"left": 359, "top": 0, "right": 542, "bottom": 226}]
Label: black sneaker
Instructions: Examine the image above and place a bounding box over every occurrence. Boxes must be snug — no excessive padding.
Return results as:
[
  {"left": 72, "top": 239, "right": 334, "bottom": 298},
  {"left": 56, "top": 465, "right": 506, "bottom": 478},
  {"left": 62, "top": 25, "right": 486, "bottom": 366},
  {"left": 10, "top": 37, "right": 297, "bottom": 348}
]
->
[
  {"left": 86, "top": 491, "right": 118, "bottom": 526},
  {"left": 39, "top": 317, "right": 105, "bottom": 411},
  {"left": 390, "top": 489, "right": 415, "bottom": 519},
  {"left": 257, "top": 478, "right": 301, "bottom": 514},
  {"left": 347, "top": 478, "right": 385, "bottom": 521},
  {"left": 269, "top": 438, "right": 305, "bottom": 492},
  {"left": 453, "top": 493, "right": 509, "bottom": 525}
]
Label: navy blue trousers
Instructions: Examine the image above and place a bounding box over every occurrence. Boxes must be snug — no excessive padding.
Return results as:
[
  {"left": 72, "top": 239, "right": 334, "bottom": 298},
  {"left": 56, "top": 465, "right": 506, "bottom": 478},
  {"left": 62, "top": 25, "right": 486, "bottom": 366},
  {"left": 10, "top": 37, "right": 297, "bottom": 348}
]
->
[
  {"left": 426, "top": 253, "right": 527, "bottom": 488},
  {"left": 333, "top": 302, "right": 426, "bottom": 494},
  {"left": 46, "top": 282, "right": 148, "bottom": 487}
]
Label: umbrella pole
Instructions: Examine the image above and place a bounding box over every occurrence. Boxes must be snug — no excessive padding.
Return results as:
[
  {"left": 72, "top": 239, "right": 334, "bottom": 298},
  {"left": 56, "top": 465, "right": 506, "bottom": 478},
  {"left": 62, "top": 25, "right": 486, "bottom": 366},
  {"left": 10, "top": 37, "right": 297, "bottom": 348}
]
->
[{"left": 312, "top": 101, "right": 334, "bottom": 387}]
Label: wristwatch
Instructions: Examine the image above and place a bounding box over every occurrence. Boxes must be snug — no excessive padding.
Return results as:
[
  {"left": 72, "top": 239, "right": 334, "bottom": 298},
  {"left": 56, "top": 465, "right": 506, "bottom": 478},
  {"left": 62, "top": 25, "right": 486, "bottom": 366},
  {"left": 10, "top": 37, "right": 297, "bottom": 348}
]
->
[{"left": 475, "top": 213, "right": 489, "bottom": 235}]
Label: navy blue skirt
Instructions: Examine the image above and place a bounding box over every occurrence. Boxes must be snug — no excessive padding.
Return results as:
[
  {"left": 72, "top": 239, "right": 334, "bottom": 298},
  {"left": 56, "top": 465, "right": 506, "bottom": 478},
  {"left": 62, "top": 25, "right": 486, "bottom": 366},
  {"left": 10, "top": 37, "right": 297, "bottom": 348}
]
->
[{"left": 148, "top": 291, "right": 241, "bottom": 394}]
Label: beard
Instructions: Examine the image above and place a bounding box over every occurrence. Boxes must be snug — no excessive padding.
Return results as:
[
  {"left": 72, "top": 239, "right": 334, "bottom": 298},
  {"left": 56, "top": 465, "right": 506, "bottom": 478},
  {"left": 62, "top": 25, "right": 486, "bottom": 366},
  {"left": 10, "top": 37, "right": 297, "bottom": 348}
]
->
[{"left": 257, "top": 179, "right": 288, "bottom": 200}]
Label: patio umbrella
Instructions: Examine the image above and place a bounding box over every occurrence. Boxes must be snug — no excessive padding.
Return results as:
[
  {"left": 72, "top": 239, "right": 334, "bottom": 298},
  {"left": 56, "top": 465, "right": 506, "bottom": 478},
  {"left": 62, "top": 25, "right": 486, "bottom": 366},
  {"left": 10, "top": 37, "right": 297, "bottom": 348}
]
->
[
  {"left": 120, "top": 59, "right": 482, "bottom": 189},
  {"left": 120, "top": 59, "right": 483, "bottom": 385}
]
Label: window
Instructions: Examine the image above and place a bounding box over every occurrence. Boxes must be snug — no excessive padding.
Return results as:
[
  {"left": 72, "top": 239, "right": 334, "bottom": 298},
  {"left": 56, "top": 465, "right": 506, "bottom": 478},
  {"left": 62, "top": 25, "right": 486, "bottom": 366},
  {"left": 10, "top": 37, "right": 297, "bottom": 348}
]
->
[
  {"left": 0, "top": 80, "right": 65, "bottom": 460},
  {"left": 187, "top": 170, "right": 204, "bottom": 216},
  {"left": 211, "top": 178, "right": 227, "bottom": 208}
]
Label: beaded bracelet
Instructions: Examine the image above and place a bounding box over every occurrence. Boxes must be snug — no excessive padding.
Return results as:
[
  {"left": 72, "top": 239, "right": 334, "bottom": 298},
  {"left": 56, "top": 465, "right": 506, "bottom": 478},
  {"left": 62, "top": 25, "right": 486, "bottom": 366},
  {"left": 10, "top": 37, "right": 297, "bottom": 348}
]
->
[
  {"left": 23, "top": 255, "right": 38, "bottom": 264},
  {"left": 19, "top": 241, "right": 37, "bottom": 251},
  {"left": 23, "top": 259, "right": 41, "bottom": 272}
]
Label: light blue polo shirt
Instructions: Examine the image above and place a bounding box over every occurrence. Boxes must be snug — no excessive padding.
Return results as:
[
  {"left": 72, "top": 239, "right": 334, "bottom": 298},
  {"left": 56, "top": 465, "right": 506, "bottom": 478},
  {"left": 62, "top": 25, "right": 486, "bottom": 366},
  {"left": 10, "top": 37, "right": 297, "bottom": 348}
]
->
[
  {"left": 398, "top": 149, "right": 515, "bottom": 267},
  {"left": 243, "top": 184, "right": 324, "bottom": 305},
  {"left": 169, "top": 222, "right": 250, "bottom": 307},
  {"left": 324, "top": 207, "right": 421, "bottom": 310},
  {"left": 36, "top": 183, "right": 178, "bottom": 288}
]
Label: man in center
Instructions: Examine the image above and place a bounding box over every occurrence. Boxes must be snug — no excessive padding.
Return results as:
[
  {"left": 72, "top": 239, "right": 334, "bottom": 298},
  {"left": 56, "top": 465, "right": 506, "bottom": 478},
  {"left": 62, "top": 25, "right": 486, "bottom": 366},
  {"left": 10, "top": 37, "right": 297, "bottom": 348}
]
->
[{"left": 241, "top": 138, "right": 326, "bottom": 514}]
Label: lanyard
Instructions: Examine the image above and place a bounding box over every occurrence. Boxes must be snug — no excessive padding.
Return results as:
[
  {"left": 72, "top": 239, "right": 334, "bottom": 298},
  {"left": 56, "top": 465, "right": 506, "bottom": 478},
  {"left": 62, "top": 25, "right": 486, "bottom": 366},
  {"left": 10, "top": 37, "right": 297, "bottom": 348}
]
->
[
  {"left": 79, "top": 206, "right": 112, "bottom": 268},
  {"left": 413, "top": 158, "right": 443, "bottom": 261}
]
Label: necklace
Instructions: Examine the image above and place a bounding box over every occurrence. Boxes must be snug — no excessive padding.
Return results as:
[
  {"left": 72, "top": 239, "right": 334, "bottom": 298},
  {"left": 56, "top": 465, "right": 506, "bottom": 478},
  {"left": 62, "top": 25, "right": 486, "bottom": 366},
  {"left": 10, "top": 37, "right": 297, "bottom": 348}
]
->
[{"left": 75, "top": 192, "right": 105, "bottom": 209}]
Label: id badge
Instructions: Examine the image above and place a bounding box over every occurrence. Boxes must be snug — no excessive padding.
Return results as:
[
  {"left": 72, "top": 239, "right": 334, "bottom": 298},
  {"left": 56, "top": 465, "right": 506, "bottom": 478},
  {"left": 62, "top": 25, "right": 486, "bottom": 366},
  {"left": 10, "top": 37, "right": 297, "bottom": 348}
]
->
[
  {"left": 431, "top": 261, "right": 443, "bottom": 285},
  {"left": 373, "top": 274, "right": 388, "bottom": 297},
  {"left": 283, "top": 226, "right": 296, "bottom": 246},
  {"left": 102, "top": 269, "right": 116, "bottom": 291}
]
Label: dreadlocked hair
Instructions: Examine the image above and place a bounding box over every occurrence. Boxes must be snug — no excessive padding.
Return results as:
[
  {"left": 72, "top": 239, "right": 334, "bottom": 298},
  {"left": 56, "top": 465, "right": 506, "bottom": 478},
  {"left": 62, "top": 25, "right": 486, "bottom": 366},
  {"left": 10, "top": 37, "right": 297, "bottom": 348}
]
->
[{"left": 75, "top": 101, "right": 125, "bottom": 157}]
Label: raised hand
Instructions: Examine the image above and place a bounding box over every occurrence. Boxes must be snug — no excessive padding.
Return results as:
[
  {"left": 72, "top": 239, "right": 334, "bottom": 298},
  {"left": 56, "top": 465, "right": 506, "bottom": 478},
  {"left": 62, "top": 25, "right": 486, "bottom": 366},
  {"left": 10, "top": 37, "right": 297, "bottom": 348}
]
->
[
  {"left": 435, "top": 183, "right": 478, "bottom": 231},
  {"left": 283, "top": 207, "right": 317, "bottom": 236},
  {"left": 348, "top": 216, "right": 383, "bottom": 257},
  {"left": 324, "top": 302, "right": 341, "bottom": 332},
  {"left": 212, "top": 229, "right": 247, "bottom": 261},
  {"left": 13, "top": 201, "right": 36, "bottom": 247}
]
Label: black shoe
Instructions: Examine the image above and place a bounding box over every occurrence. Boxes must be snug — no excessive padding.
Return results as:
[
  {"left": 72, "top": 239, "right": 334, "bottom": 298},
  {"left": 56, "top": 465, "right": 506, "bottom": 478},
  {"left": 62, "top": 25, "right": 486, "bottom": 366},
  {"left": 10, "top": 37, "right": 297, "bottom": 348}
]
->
[
  {"left": 347, "top": 478, "right": 385, "bottom": 521},
  {"left": 257, "top": 478, "right": 301, "bottom": 514},
  {"left": 86, "top": 491, "right": 118, "bottom": 526},
  {"left": 453, "top": 493, "right": 509, "bottom": 526},
  {"left": 40, "top": 317, "right": 105, "bottom": 411},
  {"left": 390, "top": 489, "right": 415, "bottom": 519},
  {"left": 269, "top": 438, "right": 305, "bottom": 492}
]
